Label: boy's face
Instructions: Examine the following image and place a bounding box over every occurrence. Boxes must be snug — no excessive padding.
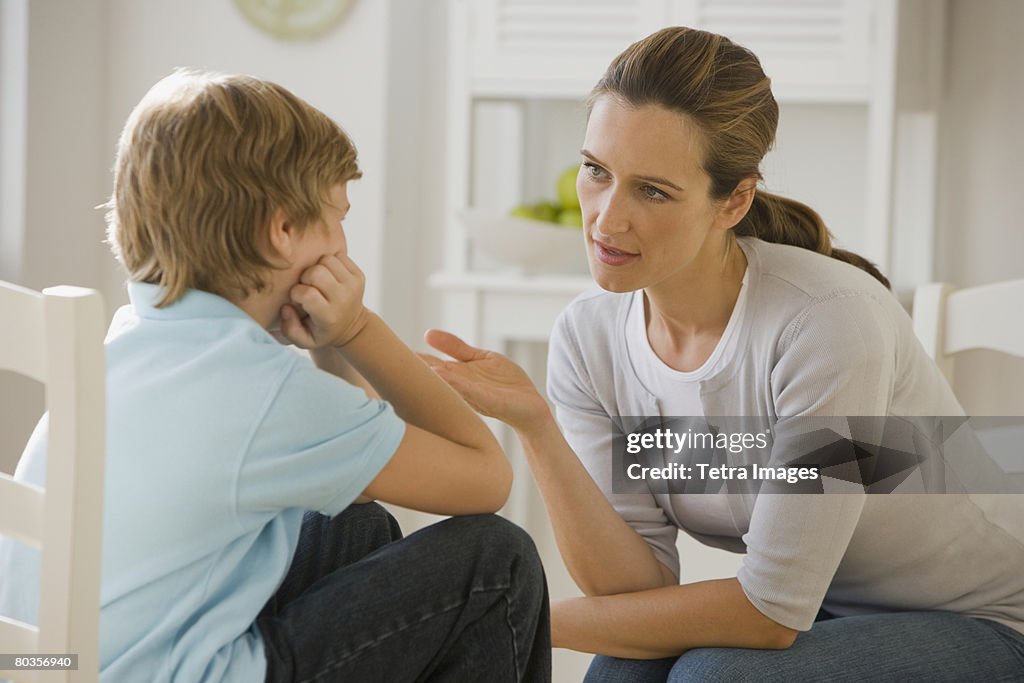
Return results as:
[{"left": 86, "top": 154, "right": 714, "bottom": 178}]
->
[
  {"left": 292, "top": 182, "right": 350, "bottom": 272},
  {"left": 257, "top": 182, "right": 351, "bottom": 333}
]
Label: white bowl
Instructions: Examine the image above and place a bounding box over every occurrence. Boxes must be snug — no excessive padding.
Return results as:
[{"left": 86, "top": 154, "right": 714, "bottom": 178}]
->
[{"left": 461, "top": 209, "right": 590, "bottom": 276}]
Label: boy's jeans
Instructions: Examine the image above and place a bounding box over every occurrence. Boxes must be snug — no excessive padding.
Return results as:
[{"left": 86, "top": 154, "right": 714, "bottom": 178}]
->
[{"left": 257, "top": 503, "right": 551, "bottom": 682}]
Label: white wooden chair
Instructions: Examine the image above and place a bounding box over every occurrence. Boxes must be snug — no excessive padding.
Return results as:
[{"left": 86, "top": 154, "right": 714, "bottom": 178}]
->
[
  {"left": 912, "top": 279, "right": 1024, "bottom": 383},
  {"left": 0, "top": 281, "right": 105, "bottom": 683}
]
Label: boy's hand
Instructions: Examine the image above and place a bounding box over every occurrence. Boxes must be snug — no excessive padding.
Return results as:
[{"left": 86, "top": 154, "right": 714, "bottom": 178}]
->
[{"left": 280, "top": 252, "right": 369, "bottom": 349}]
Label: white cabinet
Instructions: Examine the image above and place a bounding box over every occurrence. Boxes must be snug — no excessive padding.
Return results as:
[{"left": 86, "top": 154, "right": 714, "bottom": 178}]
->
[
  {"left": 676, "top": 0, "right": 875, "bottom": 101},
  {"left": 465, "top": 0, "right": 878, "bottom": 100},
  {"left": 433, "top": 0, "right": 945, "bottom": 348},
  {"left": 467, "top": 0, "right": 669, "bottom": 97}
]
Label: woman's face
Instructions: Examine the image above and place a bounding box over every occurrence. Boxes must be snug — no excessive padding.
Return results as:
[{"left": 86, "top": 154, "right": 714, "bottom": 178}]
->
[{"left": 578, "top": 96, "right": 729, "bottom": 293}]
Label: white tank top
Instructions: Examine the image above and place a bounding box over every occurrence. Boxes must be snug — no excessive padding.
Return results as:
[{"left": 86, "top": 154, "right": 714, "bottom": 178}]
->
[{"left": 625, "top": 269, "right": 750, "bottom": 536}]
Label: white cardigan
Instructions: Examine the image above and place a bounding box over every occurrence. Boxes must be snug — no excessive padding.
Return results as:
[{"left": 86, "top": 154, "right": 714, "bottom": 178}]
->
[{"left": 547, "top": 236, "right": 1024, "bottom": 634}]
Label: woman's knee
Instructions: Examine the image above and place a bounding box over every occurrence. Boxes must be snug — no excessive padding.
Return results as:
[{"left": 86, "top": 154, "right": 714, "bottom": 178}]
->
[
  {"left": 585, "top": 654, "right": 676, "bottom": 683},
  {"left": 669, "top": 647, "right": 774, "bottom": 683}
]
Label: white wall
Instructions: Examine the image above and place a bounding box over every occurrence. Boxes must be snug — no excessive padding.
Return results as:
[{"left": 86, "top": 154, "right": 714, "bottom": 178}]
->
[
  {"left": 934, "top": 0, "right": 1024, "bottom": 414},
  {"left": 1, "top": 0, "right": 107, "bottom": 475}
]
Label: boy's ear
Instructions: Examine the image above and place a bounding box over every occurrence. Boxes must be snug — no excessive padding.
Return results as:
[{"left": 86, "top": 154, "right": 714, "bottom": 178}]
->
[
  {"left": 716, "top": 178, "right": 758, "bottom": 231},
  {"left": 265, "top": 207, "right": 297, "bottom": 264}
]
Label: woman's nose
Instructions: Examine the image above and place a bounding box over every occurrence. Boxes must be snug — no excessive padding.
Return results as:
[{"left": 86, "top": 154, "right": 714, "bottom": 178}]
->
[{"left": 592, "top": 190, "right": 630, "bottom": 236}]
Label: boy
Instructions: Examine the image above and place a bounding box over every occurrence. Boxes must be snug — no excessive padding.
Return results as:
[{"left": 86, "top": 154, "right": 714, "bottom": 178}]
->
[{"left": 0, "top": 70, "right": 550, "bottom": 681}]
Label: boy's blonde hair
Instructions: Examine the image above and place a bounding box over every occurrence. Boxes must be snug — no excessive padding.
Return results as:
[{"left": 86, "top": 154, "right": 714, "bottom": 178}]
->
[{"left": 105, "top": 69, "right": 362, "bottom": 307}]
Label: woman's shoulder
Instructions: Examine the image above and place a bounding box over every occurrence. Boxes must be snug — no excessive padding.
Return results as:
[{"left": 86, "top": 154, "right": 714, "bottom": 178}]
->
[
  {"left": 742, "top": 237, "right": 893, "bottom": 307},
  {"left": 736, "top": 238, "right": 915, "bottom": 371},
  {"left": 556, "top": 287, "right": 631, "bottom": 335},
  {"left": 550, "top": 288, "right": 633, "bottom": 386}
]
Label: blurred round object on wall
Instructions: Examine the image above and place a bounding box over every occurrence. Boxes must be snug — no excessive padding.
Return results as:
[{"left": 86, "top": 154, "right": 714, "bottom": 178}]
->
[{"left": 234, "top": 0, "right": 356, "bottom": 41}]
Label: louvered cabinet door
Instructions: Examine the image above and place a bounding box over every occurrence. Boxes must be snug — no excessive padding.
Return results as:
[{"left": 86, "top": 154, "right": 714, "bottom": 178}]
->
[
  {"left": 675, "top": 0, "right": 875, "bottom": 101},
  {"left": 467, "top": 0, "right": 673, "bottom": 98}
]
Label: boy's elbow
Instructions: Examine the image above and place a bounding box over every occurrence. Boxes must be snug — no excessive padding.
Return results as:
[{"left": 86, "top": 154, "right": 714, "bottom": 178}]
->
[{"left": 480, "top": 451, "right": 513, "bottom": 512}]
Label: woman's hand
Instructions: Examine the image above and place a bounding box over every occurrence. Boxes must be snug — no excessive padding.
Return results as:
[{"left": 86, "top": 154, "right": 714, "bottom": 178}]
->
[{"left": 422, "top": 330, "right": 552, "bottom": 433}]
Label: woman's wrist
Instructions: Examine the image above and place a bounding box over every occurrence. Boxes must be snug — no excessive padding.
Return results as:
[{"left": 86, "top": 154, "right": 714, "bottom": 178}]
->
[{"left": 514, "top": 409, "right": 561, "bottom": 449}]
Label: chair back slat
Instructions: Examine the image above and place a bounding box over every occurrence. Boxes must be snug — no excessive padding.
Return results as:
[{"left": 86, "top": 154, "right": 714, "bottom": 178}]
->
[
  {"left": 0, "top": 616, "right": 40, "bottom": 656},
  {"left": 913, "top": 278, "right": 1024, "bottom": 387},
  {"left": 945, "top": 280, "right": 1024, "bottom": 357},
  {"left": 0, "top": 283, "right": 46, "bottom": 381},
  {"left": 0, "top": 475, "right": 44, "bottom": 548}
]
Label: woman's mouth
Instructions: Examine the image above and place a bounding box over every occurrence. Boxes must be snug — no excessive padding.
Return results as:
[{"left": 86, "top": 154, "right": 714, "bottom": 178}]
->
[{"left": 593, "top": 240, "right": 639, "bottom": 266}]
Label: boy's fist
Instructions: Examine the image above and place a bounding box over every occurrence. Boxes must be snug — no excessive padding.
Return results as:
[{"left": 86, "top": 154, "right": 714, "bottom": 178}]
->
[{"left": 280, "top": 252, "right": 369, "bottom": 349}]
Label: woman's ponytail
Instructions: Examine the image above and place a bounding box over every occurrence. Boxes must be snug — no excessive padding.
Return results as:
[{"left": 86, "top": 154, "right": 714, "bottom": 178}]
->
[{"left": 734, "top": 190, "right": 891, "bottom": 289}]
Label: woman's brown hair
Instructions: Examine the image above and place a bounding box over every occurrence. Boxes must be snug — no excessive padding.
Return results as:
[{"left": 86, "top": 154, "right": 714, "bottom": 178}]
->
[
  {"left": 105, "top": 69, "right": 362, "bottom": 307},
  {"left": 589, "top": 27, "right": 890, "bottom": 288}
]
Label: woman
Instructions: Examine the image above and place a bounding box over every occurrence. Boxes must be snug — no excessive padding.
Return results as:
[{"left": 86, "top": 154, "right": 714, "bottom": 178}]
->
[{"left": 424, "top": 27, "right": 1024, "bottom": 681}]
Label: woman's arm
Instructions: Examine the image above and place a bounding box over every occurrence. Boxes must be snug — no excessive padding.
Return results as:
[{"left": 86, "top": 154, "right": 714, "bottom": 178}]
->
[
  {"left": 517, "top": 417, "right": 677, "bottom": 595},
  {"left": 424, "top": 330, "right": 675, "bottom": 595},
  {"left": 552, "top": 578, "right": 798, "bottom": 658}
]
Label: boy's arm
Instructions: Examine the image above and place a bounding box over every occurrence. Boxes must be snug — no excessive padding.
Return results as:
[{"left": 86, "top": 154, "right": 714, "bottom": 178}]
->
[
  {"left": 309, "top": 346, "right": 378, "bottom": 399},
  {"left": 281, "top": 253, "right": 511, "bottom": 515}
]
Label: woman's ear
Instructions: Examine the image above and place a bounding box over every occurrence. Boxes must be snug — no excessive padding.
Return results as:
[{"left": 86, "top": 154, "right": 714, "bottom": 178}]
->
[
  {"left": 715, "top": 178, "right": 758, "bottom": 230},
  {"left": 265, "top": 207, "right": 296, "bottom": 266}
]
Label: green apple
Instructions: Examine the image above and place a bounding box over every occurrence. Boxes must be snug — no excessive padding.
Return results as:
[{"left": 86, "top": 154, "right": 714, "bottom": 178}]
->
[
  {"left": 534, "top": 201, "right": 559, "bottom": 223},
  {"left": 510, "top": 200, "right": 565, "bottom": 223},
  {"left": 557, "top": 207, "right": 583, "bottom": 228},
  {"left": 556, "top": 165, "right": 580, "bottom": 210},
  {"left": 510, "top": 204, "right": 538, "bottom": 220}
]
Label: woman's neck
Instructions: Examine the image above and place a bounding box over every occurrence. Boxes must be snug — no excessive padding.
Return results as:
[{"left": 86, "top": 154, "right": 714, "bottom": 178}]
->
[{"left": 644, "top": 238, "right": 747, "bottom": 358}]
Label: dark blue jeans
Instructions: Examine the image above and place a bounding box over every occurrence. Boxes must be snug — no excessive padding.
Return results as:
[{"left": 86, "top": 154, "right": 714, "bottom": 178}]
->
[
  {"left": 257, "top": 503, "right": 551, "bottom": 682},
  {"left": 584, "top": 608, "right": 1024, "bottom": 682}
]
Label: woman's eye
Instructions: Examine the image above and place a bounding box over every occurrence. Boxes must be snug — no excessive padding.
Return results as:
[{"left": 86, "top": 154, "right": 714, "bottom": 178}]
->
[
  {"left": 583, "top": 162, "right": 605, "bottom": 179},
  {"left": 641, "top": 185, "right": 666, "bottom": 201}
]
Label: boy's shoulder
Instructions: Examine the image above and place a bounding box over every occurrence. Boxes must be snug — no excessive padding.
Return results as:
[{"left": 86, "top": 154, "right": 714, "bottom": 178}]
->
[{"left": 106, "top": 284, "right": 303, "bottom": 411}]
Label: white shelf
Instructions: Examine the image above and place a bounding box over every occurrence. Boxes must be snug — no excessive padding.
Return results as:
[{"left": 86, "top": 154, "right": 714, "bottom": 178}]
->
[
  {"left": 430, "top": 269, "right": 594, "bottom": 346},
  {"left": 429, "top": 270, "right": 593, "bottom": 295}
]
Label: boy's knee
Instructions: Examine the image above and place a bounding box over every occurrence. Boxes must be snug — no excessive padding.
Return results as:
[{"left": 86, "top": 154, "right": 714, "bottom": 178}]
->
[
  {"left": 465, "top": 514, "right": 537, "bottom": 551},
  {"left": 333, "top": 500, "right": 392, "bottom": 524},
  {"left": 446, "top": 514, "right": 543, "bottom": 575}
]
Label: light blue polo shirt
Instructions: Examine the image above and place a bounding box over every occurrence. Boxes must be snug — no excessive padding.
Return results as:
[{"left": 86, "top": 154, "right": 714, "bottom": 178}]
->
[{"left": 0, "top": 283, "right": 405, "bottom": 681}]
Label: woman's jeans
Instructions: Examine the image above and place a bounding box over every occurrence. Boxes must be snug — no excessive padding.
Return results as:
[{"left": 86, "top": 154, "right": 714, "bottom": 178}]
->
[
  {"left": 584, "top": 607, "right": 1024, "bottom": 682},
  {"left": 257, "top": 503, "right": 551, "bottom": 682}
]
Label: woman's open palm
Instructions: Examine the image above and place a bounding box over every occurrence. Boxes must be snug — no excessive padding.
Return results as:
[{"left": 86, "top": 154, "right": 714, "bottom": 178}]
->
[{"left": 422, "top": 330, "right": 550, "bottom": 431}]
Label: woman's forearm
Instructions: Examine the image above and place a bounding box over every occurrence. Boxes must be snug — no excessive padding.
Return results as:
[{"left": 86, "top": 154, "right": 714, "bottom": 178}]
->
[
  {"left": 552, "top": 577, "right": 798, "bottom": 658},
  {"left": 517, "top": 417, "right": 676, "bottom": 596}
]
